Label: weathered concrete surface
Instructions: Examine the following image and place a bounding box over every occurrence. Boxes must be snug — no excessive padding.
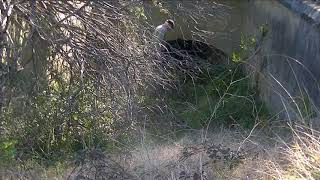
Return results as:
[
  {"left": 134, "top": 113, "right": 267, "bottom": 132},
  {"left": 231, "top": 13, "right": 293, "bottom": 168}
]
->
[
  {"left": 238, "top": 0, "right": 320, "bottom": 120},
  {"left": 280, "top": 0, "right": 320, "bottom": 24}
]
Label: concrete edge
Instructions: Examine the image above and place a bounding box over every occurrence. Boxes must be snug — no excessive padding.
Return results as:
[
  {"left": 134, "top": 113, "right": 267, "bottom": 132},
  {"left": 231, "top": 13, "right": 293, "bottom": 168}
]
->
[{"left": 279, "top": 0, "right": 320, "bottom": 24}]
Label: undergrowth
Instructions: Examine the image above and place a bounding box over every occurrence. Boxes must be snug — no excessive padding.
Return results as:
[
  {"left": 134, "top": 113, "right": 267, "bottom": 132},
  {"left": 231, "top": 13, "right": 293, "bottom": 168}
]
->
[{"left": 164, "top": 63, "right": 270, "bottom": 129}]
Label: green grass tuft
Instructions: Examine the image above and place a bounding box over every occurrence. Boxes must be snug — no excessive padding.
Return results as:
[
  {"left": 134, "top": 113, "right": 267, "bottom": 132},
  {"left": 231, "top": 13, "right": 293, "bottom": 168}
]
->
[{"left": 166, "top": 63, "right": 269, "bottom": 129}]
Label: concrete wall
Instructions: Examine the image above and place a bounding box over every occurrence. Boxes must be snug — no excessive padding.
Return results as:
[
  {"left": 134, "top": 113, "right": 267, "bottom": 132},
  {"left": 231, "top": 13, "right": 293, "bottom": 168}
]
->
[
  {"left": 281, "top": 0, "right": 320, "bottom": 24},
  {"left": 239, "top": 0, "right": 320, "bottom": 120}
]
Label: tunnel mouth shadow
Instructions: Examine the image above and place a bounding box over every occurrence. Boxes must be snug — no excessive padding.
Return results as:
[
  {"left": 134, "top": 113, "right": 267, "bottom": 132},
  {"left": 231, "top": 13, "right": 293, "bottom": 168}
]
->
[
  {"left": 163, "top": 38, "right": 228, "bottom": 65},
  {"left": 158, "top": 38, "right": 230, "bottom": 84}
]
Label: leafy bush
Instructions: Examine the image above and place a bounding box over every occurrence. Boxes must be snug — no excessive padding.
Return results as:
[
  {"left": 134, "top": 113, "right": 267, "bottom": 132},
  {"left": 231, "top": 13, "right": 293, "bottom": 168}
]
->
[
  {"left": 165, "top": 63, "right": 269, "bottom": 129},
  {"left": 0, "top": 80, "right": 115, "bottom": 165},
  {"left": 0, "top": 138, "right": 17, "bottom": 166},
  {"left": 232, "top": 24, "right": 268, "bottom": 63}
]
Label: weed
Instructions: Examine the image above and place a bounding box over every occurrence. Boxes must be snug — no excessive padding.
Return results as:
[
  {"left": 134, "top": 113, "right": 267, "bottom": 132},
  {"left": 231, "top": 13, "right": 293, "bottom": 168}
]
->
[{"left": 165, "top": 63, "right": 269, "bottom": 129}]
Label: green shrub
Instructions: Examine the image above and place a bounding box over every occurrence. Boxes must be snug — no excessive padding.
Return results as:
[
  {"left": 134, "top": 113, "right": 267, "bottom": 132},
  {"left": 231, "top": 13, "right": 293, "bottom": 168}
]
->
[
  {"left": 166, "top": 64, "right": 269, "bottom": 129},
  {"left": 0, "top": 138, "right": 17, "bottom": 166},
  {"left": 0, "top": 78, "right": 117, "bottom": 165}
]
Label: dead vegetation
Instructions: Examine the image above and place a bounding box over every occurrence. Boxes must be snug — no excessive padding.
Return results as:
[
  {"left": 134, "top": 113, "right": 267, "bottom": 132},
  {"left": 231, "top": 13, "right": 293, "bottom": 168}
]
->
[{"left": 1, "top": 1, "right": 320, "bottom": 180}]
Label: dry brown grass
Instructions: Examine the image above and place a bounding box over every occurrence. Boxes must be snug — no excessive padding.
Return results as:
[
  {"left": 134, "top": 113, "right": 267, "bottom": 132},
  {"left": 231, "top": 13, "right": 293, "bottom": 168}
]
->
[
  {"left": 114, "top": 128, "right": 274, "bottom": 180},
  {"left": 0, "top": 128, "right": 269, "bottom": 179},
  {"left": 2, "top": 125, "right": 320, "bottom": 180},
  {"left": 264, "top": 125, "right": 320, "bottom": 180}
]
